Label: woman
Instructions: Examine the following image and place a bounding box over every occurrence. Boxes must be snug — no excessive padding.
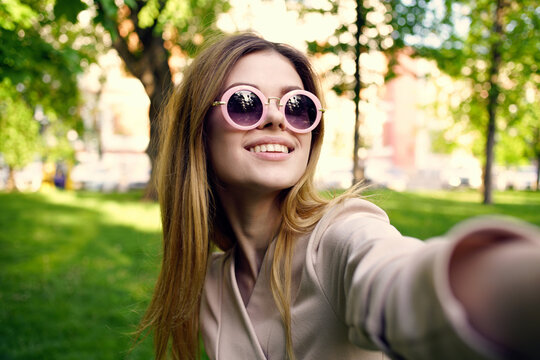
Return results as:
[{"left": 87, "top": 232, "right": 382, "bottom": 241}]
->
[{"left": 139, "top": 33, "right": 540, "bottom": 360}]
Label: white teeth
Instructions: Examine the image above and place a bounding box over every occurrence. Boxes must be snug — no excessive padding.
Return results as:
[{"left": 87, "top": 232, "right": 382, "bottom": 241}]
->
[{"left": 249, "top": 144, "right": 289, "bottom": 153}]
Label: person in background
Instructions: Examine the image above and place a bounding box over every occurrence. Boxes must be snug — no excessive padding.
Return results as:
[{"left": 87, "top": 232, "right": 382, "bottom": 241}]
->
[
  {"left": 137, "top": 33, "right": 540, "bottom": 360},
  {"left": 53, "top": 162, "right": 66, "bottom": 189}
]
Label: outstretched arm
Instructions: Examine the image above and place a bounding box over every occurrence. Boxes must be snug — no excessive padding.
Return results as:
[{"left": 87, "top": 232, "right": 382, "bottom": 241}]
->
[{"left": 311, "top": 199, "right": 540, "bottom": 359}]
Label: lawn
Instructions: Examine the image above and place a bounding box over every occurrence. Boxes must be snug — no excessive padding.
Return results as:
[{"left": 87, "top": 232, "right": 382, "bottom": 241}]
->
[
  {"left": 364, "top": 189, "right": 540, "bottom": 238},
  {"left": 0, "top": 189, "right": 160, "bottom": 359},
  {"left": 1, "top": 188, "right": 539, "bottom": 359}
]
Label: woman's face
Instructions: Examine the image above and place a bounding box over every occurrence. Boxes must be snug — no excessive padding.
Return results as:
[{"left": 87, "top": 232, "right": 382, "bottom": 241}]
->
[{"left": 207, "top": 50, "right": 312, "bottom": 195}]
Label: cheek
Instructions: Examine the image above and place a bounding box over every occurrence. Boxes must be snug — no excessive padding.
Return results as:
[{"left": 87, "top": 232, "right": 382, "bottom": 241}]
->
[
  {"left": 206, "top": 114, "right": 224, "bottom": 171},
  {"left": 288, "top": 133, "right": 312, "bottom": 183},
  {"left": 207, "top": 109, "right": 232, "bottom": 152},
  {"left": 207, "top": 139, "right": 230, "bottom": 184},
  {"left": 206, "top": 116, "right": 243, "bottom": 181},
  {"left": 299, "top": 133, "right": 312, "bottom": 162}
]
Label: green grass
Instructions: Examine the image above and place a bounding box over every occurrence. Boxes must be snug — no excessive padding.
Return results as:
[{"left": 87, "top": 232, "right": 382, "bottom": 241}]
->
[
  {"left": 1, "top": 188, "right": 539, "bottom": 359},
  {"left": 0, "top": 189, "right": 160, "bottom": 359},
  {"left": 365, "top": 189, "right": 540, "bottom": 238}
]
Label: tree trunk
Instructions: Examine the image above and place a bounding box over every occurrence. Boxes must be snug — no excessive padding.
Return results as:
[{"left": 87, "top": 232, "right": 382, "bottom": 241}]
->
[
  {"left": 111, "top": 5, "right": 172, "bottom": 201},
  {"left": 535, "top": 126, "right": 540, "bottom": 191},
  {"left": 535, "top": 153, "right": 540, "bottom": 191},
  {"left": 483, "top": 0, "right": 505, "bottom": 205},
  {"left": 141, "top": 40, "right": 171, "bottom": 201},
  {"left": 483, "top": 102, "right": 496, "bottom": 204},
  {"left": 6, "top": 166, "right": 16, "bottom": 192},
  {"left": 352, "top": 0, "right": 366, "bottom": 185}
]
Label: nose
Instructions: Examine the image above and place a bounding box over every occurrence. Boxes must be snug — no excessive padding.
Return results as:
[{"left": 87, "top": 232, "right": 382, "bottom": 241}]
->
[{"left": 258, "top": 97, "right": 286, "bottom": 131}]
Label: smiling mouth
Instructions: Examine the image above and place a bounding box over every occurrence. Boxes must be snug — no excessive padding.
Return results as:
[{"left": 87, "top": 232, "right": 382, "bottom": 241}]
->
[{"left": 247, "top": 143, "right": 290, "bottom": 154}]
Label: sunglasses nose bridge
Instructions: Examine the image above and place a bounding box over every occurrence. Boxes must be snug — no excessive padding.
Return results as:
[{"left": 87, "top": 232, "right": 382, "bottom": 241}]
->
[
  {"left": 259, "top": 96, "right": 287, "bottom": 130},
  {"left": 266, "top": 96, "right": 283, "bottom": 108}
]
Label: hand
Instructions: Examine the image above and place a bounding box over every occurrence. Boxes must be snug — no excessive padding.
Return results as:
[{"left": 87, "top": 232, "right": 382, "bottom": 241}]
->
[{"left": 449, "top": 236, "right": 540, "bottom": 359}]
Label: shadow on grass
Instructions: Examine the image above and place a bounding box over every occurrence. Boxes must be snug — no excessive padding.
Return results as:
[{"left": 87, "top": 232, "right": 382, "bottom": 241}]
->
[
  {"left": 0, "top": 191, "right": 160, "bottom": 359},
  {"left": 74, "top": 190, "right": 148, "bottom": 204},
  {"left": 2, "top": 189, "right": 537, "bottom": 358}
]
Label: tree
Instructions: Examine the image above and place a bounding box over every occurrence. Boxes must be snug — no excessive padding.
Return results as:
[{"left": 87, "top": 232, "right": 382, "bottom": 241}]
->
[
  {"left": 300, "top": 0, "right": 434, "bottom": 185},
  {"left": 352, "top": 1, "right": 366, "bottom": 185},
  {"left": 0, "top": 79, "right": 40, "bottom": 190},
  {"left": 0, "top": 0, "right": 91, "bottom": 190},
  {"left": 56, "top": 0, "right": 230, "bottom": 199},
  {"left": 412, "top": 0, "right": 539, "bottom": 203},
  {"left": 300, "top": 0, "right": 538, "bottom": 199},
  {"left": 495, "top": 78, "right": 540, "bottom": 190}
]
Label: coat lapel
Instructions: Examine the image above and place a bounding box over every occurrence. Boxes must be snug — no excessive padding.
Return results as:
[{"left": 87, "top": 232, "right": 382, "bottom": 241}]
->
[
  {"left": 217, "top": 253, "right": 268, "bottom": 359},
  {"left": 216, "top": 235, "right": 309, "bottom": 360}
]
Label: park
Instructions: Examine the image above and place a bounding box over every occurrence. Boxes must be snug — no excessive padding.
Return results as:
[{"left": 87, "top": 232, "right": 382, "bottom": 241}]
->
[{"left": 1, "top": 0, "right": 539, "bottom": 359}]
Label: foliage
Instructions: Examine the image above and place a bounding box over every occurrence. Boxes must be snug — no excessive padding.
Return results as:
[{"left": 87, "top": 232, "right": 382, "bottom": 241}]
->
[
  {"left": 0, "top": 0, "right": 95, "bottom": 168},
  {"left": 429, "top": 126, "right": 459, "bottom": 155},
  {"left": 301, "top": 0, "right": 381, "bottom": 97},
  {"left": 298, "top": 0, "right": 397, "bottom": 183},
  {"left": 414, "top": 1, "right": 539, "bottom": 176},
  {"left": 87, "top": 0, "right": 231, "bottom": 62},
  {"left": 0, "top": 78, "right": 41, "bottom": 169},
  {"left": 301, "top": 0, "right": 539, "bottom": 198},
  {"left": 52, "top": 0, "right": 231, "bottom": 198},
  {"left": 298, "top": 0, "right": 441, "bottom": 184},
  {"left": 497, "top": 89, "right": 540, "bottom": 166},
  {"left": 300, "top": 0, "right": 438, "bottom": 98}
]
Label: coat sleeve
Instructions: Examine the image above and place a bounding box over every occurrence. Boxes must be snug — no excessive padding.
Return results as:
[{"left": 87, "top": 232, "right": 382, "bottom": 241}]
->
[{"left": 309, "top": 198, "right": 540, "bottom": 360}]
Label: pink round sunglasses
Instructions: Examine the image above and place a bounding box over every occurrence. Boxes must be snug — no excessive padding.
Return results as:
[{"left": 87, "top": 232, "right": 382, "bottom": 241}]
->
[{"left": 212, "top": 85, "right": 325, "bottom": 133}]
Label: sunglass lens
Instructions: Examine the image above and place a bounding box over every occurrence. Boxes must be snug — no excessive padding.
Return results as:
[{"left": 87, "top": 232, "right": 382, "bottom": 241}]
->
[
  {"left": 285, "top": 95, "right": 318, "bottom": 130},
  {"left": 227, "top": 90, "right": 263, "bottom": 126}
]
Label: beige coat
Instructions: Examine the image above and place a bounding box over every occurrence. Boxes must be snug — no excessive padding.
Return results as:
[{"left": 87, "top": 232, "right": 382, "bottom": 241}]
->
[{"left": 201, "top": 199, "right": 538, "bottom": 359}]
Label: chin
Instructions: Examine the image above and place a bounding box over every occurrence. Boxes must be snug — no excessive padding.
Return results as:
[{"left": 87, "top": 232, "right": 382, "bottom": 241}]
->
[{"left": 254, "top": 176, "right": 301, "bottom": 192}]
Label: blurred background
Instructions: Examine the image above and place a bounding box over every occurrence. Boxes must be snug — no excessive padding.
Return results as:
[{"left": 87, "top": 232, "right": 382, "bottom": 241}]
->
[
  {"left": 1, "top": 0, "right": 538, "bottom": 199},
  {"left": 1, "top": 0, "right": 539, "bottom": 358}
]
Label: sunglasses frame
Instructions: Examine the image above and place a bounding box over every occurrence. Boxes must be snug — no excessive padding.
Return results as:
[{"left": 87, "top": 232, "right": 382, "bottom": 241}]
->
[{"left": 212, "top": 85, "right": 325, "bottom": 133}]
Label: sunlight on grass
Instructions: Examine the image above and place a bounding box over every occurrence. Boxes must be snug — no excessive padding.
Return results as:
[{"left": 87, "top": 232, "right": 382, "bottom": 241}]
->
[
  {"left": 40, "top": 188, "right": 162, "bottom": 232},
  {"left": 368, "top": 189, "right": 540, "bottom": 238},
  {"left": 1, "top": 188, "right": 538, "bottom": 359},
  {"left": 0, "top": 189, "right": 160, "bottom": 359}
]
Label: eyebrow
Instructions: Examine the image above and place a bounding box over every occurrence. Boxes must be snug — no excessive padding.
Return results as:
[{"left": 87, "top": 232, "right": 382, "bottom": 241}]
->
[{"left": 222, "top": 82, "right": 303, "bottom": 96}]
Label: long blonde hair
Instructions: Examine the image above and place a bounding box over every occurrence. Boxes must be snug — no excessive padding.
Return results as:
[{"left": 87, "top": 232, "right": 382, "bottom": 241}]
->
[{"left": 139, "top": 33, "right": 346, "bottom": 360}]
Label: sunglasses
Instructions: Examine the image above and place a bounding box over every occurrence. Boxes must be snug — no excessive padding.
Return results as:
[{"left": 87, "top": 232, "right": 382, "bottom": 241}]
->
[{"left": 212, "top": 85, "right": 325, "bottom": 133}]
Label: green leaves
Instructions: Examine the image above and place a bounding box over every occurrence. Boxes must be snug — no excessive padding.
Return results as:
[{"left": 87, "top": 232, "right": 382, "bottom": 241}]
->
[
  {"left": 0, "top": 0, "right": 36, "bottom": 29},
  {"left": 54, "top": 0, "right": 88, "bottom": 23},
  {"left": 419, "top": 0, "right": 539, "bottom": 166},
  {"left": 0, "top": 0, "right": 90, "bottom": 170},
  {"left": 94, "top": 0, "right": 120, "bottom": 38},
  {"left": 0, "top": 79, "right": 41, "bottom": 169},
  {"left": 138, "top": 0, "right": 161, "bottom": 28}
]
